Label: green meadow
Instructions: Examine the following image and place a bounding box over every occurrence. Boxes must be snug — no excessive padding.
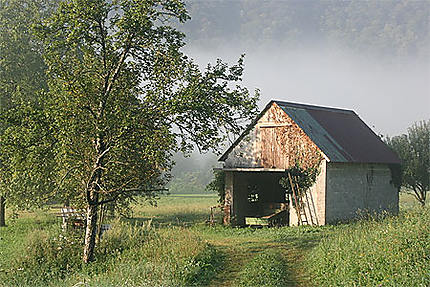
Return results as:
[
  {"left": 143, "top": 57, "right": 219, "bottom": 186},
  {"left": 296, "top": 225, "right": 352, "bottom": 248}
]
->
[{"left": 0, "top": 192, "right": 429, "bottom": 287}]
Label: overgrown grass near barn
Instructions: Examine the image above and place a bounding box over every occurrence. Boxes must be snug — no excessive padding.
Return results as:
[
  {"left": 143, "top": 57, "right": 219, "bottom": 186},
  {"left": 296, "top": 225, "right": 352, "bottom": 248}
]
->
[
  {"left": 305, "top": 207, "right": 430, "bottom": 286},
  {"left": 1, "top": 192, "right": 429, "bottom": 287}
]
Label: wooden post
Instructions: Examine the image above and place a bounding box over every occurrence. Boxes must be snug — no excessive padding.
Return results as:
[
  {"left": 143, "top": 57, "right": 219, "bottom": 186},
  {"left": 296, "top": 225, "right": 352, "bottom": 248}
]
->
[
  {"left": 308, "top": 189, "right": 319, "bottom": 226},
  {"left": 210, "top": 206, "right": 215, "bottom": 226}
]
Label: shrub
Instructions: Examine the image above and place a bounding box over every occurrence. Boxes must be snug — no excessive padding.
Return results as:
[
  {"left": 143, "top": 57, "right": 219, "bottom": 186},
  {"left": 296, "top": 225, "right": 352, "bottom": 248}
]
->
[
  {"left": 237, "top": 250, "right": 290, "bottom": 287},
  {"left": 206, "top": 170, "right": 225, "bottom": 205}
]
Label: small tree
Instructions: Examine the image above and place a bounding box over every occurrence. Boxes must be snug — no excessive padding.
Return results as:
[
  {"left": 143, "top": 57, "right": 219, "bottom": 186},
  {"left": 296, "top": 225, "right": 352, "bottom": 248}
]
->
[
  {"left": 386, "top": 120, "right": 430, "bottom": 206},
  {"left": 33, "top": 0, "right": 258, "bottom": 263}
]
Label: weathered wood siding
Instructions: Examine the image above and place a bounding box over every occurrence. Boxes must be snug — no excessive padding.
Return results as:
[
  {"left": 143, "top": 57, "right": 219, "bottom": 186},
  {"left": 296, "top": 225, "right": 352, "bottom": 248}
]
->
[{"left": 224, "top": 103, "right": 325, "bottom": 169}]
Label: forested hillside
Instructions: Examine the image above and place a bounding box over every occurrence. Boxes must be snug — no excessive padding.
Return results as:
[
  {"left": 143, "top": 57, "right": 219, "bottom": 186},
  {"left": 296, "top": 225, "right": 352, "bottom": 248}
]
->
[{"left": 181, "top": 0, "right": 429, "bottom": 58}]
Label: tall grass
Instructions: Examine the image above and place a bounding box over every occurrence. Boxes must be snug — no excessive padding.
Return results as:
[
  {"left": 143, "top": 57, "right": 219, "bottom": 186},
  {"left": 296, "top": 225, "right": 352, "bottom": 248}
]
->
[
  {"left": 0, "top": 219, "right": 221, "bottom": 287},
  {"left": 3, "top": 194, "right": 429, "bottom": 287},
  {"left": 305, "top": 208, "right": 430, "bottom": 286},
  {"left": 236, "top": 250, "right": 290, "bottom": 287},
  {"left": 131, "top": 194, "right": 219, "bottom": 226}
]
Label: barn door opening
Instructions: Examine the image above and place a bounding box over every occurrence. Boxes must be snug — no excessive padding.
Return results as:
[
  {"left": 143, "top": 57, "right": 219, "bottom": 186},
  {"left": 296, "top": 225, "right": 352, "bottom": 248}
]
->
[{"left": 240, "top": 172, "right": 289, "bottom": 227}]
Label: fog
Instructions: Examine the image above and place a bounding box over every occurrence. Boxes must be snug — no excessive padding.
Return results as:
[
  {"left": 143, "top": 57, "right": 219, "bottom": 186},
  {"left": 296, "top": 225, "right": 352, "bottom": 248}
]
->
[
  {"left": 171, "top": 1, "right": 430, "bottom": 185},
  {"left": 187, "top": 44, "right": 430, "bottom": 137},
  {"left": 172, "top": 44, "right": 429, "bottom": 179}
]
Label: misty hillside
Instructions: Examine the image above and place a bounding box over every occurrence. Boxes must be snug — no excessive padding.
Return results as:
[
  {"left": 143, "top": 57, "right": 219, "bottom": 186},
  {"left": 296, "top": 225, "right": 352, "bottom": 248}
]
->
[{"left": 181, "top": 0, "right": 429, "bottom": 58}]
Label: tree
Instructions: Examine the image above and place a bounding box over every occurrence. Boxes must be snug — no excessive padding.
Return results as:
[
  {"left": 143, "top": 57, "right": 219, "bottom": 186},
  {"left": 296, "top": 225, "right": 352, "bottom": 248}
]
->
[
  {"left": 35, "top": 0, "right": 259, "bottom": 262},
  {"left": 0, "top": 0, "right": 57, "bottom": 226},
  {"left": 386, "top": 120, "right": 430, "bottom": 206}
]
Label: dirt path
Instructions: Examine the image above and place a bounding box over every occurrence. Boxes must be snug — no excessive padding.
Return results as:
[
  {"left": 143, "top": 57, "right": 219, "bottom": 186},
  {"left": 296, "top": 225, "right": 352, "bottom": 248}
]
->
[{"left": 206, "top": 237, "right": 309, "bottom": 287}]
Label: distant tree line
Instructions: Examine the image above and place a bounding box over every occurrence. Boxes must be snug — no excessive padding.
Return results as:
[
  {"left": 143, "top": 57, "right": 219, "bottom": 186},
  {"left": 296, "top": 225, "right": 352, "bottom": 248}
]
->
[{"left": 182, "top": 0, "right": 429, "bottom": 59}]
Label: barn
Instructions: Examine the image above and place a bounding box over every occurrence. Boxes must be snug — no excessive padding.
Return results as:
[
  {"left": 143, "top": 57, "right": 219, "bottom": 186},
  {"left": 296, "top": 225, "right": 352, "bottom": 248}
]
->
[{"left": 219, "top": 100, "right": 400, "bottom": 226}]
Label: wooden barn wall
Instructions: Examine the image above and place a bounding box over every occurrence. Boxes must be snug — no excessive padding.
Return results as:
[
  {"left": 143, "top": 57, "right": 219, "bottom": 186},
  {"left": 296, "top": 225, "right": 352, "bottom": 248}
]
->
[{"left": 224, "top": 103, "right": 324, "bottom": 169}]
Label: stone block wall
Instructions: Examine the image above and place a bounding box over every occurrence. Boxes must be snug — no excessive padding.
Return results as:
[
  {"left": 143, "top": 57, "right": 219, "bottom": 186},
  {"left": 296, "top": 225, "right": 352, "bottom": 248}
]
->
[{"left": 325, "top": 163, "right": 398, "bottom": 224}]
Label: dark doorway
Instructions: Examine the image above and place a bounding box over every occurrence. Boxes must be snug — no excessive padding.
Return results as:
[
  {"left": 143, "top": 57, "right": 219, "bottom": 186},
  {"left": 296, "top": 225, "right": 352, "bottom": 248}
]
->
[{"left": 232, "top": 172, "right": 288, "bottom": 226}]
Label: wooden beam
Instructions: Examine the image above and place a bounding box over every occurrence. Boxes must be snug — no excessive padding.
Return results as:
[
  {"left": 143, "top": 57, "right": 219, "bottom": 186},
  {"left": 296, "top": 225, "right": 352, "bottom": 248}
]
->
[
  {"left": 258, "top": 123, "right": 292, "bottom": 128},
  {"left": 214, "top": 167, "right": 286, "bottom": 172}
]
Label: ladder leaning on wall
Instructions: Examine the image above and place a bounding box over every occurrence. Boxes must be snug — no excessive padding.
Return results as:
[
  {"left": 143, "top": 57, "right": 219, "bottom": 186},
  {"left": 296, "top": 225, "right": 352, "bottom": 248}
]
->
[{"left": 287, "top": 172, "right": 319, "bottom": 226}]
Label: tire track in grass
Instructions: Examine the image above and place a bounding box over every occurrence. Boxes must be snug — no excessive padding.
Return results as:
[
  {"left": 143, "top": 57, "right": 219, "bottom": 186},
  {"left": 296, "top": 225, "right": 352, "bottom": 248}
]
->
[{"left": 206, "top": 238, "right": 307, "bottom": 287}]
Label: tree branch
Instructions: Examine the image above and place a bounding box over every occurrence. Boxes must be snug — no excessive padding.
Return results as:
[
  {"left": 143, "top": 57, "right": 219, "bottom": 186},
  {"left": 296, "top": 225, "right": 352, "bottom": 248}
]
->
[{"left": 99, "top": 33, "right": 135, "bottom": 118}]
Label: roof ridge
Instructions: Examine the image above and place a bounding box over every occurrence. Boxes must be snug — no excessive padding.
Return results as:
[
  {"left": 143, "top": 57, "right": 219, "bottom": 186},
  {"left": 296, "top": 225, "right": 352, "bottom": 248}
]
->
[{"left": 273, "top": 100, "right": 355, "bottom": 114}]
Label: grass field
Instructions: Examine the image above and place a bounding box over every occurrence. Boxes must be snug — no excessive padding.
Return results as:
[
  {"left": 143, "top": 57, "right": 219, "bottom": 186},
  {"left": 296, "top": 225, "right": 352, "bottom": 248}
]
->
[{"left": 0, "top": 192, "right": 429, "bottom": 286}]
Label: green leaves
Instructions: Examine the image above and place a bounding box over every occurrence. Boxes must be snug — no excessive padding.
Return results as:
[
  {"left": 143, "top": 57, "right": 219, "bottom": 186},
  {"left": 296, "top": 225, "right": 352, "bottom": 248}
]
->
[
  {"left": 279, "top": 162, "right": 320, "bottom": 198},
  {"left": 386, "top": 120, "right": 430, "bottom": 205},
  {"left": 32, "top": 0, "right": 258, "bottom": 213}
]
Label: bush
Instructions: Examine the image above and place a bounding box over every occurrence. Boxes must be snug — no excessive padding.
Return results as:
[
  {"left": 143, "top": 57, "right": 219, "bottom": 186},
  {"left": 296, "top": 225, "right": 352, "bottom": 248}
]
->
[
  {"left": 206, "top": 170, "right": 225, "bottom": 205},
  {"left": 237, "top": 250, "right": 290, "bottom": 287},
  {"left": 305, "top": 208, "right": 430, "bottom": 286}
]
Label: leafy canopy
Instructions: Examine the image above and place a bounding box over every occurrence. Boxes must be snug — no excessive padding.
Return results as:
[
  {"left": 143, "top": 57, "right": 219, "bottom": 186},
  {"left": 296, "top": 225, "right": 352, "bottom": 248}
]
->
[
  {"left": 386, "top": 120, "right": 430, "bottom": 206},
  {"left": 34, "top": 0, "right": 259, "bottom": 209}
]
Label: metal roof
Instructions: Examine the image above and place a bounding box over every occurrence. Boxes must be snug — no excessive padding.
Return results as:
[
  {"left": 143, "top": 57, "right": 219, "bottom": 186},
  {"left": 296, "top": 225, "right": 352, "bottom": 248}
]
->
[{"left": 220, "top": 100, "right": 400, "bottom": 164}]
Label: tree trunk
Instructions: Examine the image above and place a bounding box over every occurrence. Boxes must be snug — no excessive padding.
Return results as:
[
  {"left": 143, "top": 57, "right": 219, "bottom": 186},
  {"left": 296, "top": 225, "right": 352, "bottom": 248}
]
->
[
  {"left": 0, "top": 196, "right": 5, "bottom": 227},
  {"left": 83, "top": 202, "right": 98, "bottom": 263},
  {"left": 83, "top": 129, "right": 106, "bottom": 262}
]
